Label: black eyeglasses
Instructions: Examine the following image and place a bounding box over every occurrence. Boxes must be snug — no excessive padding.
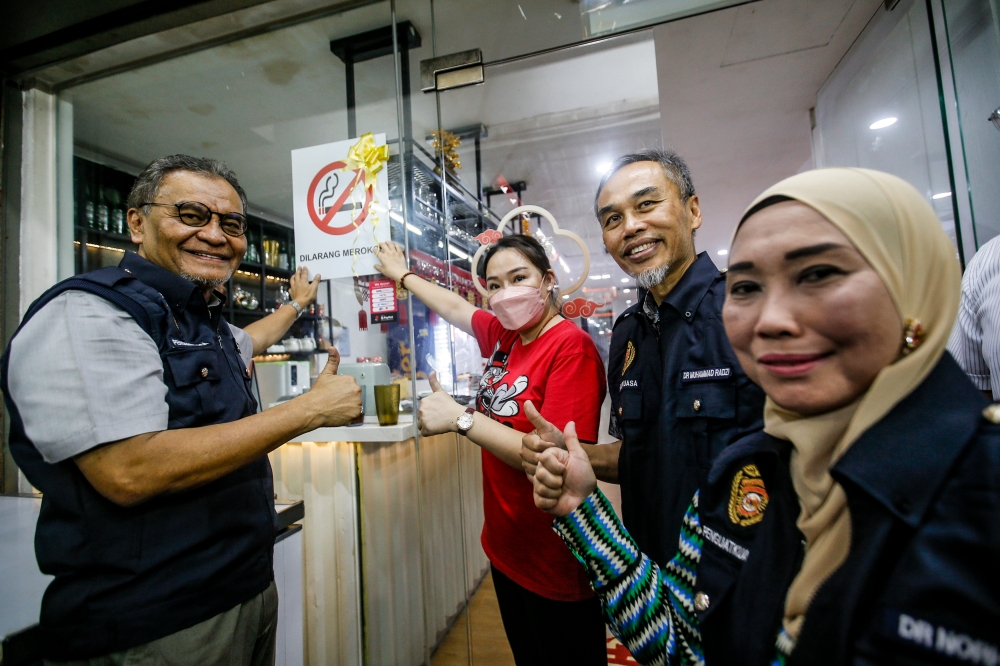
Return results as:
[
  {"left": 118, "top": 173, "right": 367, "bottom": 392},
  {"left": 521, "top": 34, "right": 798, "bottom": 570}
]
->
[{"left": 140, "top": 201, "right": 248, "bottom": 237}]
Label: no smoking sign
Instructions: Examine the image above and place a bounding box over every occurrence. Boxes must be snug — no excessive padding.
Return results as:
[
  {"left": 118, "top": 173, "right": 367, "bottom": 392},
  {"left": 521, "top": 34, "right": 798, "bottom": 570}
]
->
[
  {"left": 306, "top": 161, "right": 374, "bottom": 235},
  {"left": 291, "top": 135, "right": 390, "bottom": 279}
]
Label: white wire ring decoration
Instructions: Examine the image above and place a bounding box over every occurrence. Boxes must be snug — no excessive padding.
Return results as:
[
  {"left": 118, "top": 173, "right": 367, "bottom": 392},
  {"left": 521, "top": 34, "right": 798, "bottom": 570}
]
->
[{"left": 470, "top": 205, "right": 591, "bottom": 300}]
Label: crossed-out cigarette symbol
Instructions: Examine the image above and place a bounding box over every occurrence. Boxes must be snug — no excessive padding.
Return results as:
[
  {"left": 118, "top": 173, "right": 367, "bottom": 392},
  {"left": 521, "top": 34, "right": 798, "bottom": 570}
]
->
[{"left": 307, "top": 161, "right": 374, "bottom": 235}]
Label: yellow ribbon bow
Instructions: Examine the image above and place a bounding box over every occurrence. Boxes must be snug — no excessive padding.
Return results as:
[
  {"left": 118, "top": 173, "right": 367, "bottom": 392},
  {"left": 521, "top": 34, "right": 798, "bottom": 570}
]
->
[
  {"left": 343, "top": 132, "right": 389, "bottom": 276},
  {"left": 344, "top": 132, "right": 389, "bottom": 192}
]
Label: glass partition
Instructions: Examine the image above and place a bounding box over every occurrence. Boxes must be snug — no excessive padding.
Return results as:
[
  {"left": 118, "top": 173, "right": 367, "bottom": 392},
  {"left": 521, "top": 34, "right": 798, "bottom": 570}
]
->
[
  {"left": 813, "top": 0, "right": 959, "bottom": 247},
  {"left": 60, "top": 3, "right": 482, "bottom": 665},
  {"left": 940, "top": 0, "right": 1000, "bottom": 247},
  {"left": 55, "top": 0, "right": 671, "bottom": 662}
]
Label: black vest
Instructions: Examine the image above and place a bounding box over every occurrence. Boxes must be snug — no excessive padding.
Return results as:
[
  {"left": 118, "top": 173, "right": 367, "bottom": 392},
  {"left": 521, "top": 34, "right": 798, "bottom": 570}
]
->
[{"left": 0, "top": 253, "right": 276, "bottom": 660}]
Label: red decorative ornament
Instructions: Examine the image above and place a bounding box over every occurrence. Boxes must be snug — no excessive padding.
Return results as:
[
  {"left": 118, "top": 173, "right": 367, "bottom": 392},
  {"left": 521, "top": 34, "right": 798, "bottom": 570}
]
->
[
  {"left": 380, "top": 322, "right": 389, "bottom": 333},
  {"left": 561, "top": 297, "right": 605, "bottom": 319},
  {"left": 355, "top": 277, "right": 370, "bottom": 331},
  {"left": 474, "top": 229, "right": 503, "bottom": 245},
  {"left": 399, "top": 302, "right": 408, "bottom": 326},
  {"left": 429, "top": 311, "right": 439, "bottom": 326}
]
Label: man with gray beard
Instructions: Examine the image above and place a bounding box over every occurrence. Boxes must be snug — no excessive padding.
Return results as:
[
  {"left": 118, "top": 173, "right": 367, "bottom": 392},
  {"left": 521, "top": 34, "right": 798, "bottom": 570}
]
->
[{"left": 521, "top": 149, "right": 765, "bottom": 568}]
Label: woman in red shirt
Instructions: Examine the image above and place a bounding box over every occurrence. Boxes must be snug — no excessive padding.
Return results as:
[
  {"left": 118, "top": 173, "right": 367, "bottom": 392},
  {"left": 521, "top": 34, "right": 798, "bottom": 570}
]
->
[{"left": 375, "top": 235, "right": 608, "bottom": 665}]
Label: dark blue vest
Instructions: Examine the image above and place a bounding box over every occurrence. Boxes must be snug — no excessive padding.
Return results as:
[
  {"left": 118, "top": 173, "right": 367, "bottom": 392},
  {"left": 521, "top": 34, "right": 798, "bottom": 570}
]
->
[{"left": 0, "top": 252, "right": 277, "bottom": 660}]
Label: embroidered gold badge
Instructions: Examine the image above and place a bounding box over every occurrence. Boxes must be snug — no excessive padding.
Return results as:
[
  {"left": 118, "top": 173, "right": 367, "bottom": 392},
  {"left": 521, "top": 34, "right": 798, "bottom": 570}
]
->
[
  {"left": 623, "top": 341, "right": 636, "bottom": 376},
  {"left": 728, "top": 464, "right": 769, "bottom": 526}
]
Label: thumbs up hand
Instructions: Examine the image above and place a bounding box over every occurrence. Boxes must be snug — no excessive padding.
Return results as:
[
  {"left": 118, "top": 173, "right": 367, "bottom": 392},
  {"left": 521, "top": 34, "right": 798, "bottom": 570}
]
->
[
  {"left": 417, "top": 371, "right": 466, "bottom": 436},
  {"left": 304, "top": 346, "right": 363, "bottom": 427},
  {"left": 532, "top": 422, "right": 597, "bottom": 517},
  {"left": 520, "top": 400, "right": 565, "bottom": 477},
  {"left": 428, "top": 371, "right": 444, "bottom": 393}
]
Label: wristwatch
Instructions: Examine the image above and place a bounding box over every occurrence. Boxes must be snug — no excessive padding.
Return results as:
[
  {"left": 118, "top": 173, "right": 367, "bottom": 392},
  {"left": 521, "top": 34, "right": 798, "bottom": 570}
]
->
[
  {"left": 456, "top": 407, "right": 476, "bottom": 433},
  {"left": 287, "top": 301, "right": 304, "bottom": 319}
]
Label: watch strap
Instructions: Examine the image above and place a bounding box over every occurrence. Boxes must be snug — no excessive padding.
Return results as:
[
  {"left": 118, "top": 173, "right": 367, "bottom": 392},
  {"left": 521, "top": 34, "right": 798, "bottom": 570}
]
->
[
  {"left": 288, "top": 301, "right": 304, "bottom": 319},
  {"left": 458, "top": 406, "right": 476, "bottom": 432}
]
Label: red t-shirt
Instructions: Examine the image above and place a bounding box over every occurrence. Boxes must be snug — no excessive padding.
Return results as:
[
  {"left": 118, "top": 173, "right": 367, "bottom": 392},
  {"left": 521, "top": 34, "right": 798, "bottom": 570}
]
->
[{"left": 471, "top": 309, "right": 607, "bottom": 601}]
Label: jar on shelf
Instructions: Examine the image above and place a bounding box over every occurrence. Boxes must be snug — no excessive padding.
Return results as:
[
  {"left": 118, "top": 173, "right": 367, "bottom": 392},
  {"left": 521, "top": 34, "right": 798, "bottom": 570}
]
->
[
  {"left": 106, "top": 188, "right": 125, "bottom": 234},
  {"left": 278, "top": 240, "right": 289, "bottom": 270},
  {"left": 83, "top": 183, "right": 96, "bottom": 229},
  {"left": 263, "top": 238, "right": 279, "bottom": 267},
  {"left": 96, "top": 187, "right": 110, "bottom": 232},
  {"left": 245, "top": 229, "right": 260, "bottom": 263}
]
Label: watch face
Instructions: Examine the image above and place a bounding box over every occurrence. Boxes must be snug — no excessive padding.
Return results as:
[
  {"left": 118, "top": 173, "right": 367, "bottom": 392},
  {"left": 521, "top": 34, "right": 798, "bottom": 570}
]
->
[{"left": 458, "top": 412, "right": 474, "bottom": 431}]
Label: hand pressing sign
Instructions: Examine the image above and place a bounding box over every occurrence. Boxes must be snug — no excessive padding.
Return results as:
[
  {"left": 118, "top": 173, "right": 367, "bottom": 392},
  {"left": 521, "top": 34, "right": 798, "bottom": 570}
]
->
[
  {"left": 519, "top": 400, "right": 566, "bottom": 477},
  {"left": 417, "top": 371, "right": 467, "bottom": 436},
  {"left": 532, "top": 421, "right": 598, "bottom": 518}
]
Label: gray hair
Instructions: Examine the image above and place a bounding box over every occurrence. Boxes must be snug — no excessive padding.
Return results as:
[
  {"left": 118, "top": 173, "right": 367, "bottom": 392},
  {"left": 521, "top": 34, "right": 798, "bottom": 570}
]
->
[
  {"left": 594, "top": 148, "right": 695, "bottom": 220},
  {"left": 127, "top": 154, "right": 248, "bottom": 214}
]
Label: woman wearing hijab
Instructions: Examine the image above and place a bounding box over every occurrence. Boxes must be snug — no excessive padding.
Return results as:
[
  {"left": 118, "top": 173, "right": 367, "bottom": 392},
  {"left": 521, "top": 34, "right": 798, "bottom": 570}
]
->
[{"left": 531, "top": 168, "right": 1000, "bottom": 665}]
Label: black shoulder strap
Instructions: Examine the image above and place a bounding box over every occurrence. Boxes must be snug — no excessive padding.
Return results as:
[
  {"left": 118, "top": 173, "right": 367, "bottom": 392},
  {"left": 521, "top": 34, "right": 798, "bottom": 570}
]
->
[
  {"left": 2, "top": 269, "right": 160, "bottom": 394},
  {"left": 14, "top": 268, "right": 158, "bottom": 343}
]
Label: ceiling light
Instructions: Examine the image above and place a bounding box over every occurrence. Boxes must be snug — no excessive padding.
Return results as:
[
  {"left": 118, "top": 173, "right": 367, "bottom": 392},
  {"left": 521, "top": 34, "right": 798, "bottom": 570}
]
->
[
  {"left": 602, "top": 274, "right": 611, "bottom": 279},
  {"left": 406, "top": 223, "right": 422, "bottom": 236},
  {"left": 449, "top": 246, "right": 469, "bottom": 259},
  {"left": 623, "top": 288, "right": 630, "bottom": 293},
  {"left": 626, "top": 299, "right": 632, "bottom": 304},
  {"left": 932, "top": 192, "right": 952, "bottom": 200},
  {"left": 558, "top": 256, "right": 571, "bottom": 273},
  {"left": 596, "top": 161, "right": 612, "bottom": 175},
  {"left": 563, "top": 295, "right": 569, "bottom": 299},
  {"left": 620, "top": 278, "right": 629, "bottom": 283},
  {"left": 717, "top": 249, "right": 728, "bottom": 256},
  {"left": 870, "top": 117, "right": 897, "bottom": 130}
]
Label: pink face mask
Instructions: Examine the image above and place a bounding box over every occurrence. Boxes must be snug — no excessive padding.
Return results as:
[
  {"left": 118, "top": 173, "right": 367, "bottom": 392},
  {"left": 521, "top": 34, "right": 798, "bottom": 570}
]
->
[{"left": 489, "top": 286, "right": 549, "bottom": 331}]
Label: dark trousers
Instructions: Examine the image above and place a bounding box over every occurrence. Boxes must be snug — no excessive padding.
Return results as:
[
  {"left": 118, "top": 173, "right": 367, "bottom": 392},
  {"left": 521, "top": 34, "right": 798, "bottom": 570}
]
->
[{"left": 491, "top": 565, "right": 607, "bottom": 666}]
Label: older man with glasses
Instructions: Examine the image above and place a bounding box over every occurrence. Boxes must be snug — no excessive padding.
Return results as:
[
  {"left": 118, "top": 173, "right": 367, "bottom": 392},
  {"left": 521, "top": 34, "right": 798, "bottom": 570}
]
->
[{"left": 1, "top": 154, "right": 362, "bottom": 666}]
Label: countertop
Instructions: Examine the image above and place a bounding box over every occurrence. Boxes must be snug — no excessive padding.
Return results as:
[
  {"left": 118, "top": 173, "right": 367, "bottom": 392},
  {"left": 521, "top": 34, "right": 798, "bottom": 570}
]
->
[
  {"left": 0, "top": 495, "right": 50, "bottom": 642},
  {"left": 286, "top": 415, "right": 416, "bottom": 443},
  {"left": 1, "top": 496, "right": 305, "bottom": 643}
]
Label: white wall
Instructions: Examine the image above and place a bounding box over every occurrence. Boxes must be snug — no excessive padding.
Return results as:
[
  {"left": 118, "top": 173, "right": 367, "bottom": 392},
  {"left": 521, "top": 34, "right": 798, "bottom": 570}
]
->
[{"left": 19, "top": 88, "right": 59, "bottom": 318}]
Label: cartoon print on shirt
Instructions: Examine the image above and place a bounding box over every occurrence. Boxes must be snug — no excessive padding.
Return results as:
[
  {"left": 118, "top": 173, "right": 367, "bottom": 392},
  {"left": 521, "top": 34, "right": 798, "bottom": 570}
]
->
[{"left": 477, "top": 340, "right": 530, "bottom": 419}]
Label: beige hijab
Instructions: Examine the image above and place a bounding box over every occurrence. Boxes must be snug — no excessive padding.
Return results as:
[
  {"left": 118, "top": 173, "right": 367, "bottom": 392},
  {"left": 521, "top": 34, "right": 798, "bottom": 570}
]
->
[{"left": 733, "top": 168, "right": 961, "bottom": 645}]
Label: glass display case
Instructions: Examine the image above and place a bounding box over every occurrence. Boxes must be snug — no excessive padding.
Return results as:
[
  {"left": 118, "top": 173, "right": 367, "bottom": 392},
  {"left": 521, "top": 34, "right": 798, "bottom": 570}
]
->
[{"left": 53, "top": 1, "right": 649, "bottom": 663}]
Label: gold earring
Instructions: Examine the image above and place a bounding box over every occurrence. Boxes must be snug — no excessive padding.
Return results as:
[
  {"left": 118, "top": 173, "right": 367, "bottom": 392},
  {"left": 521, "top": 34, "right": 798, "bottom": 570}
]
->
[{"left": 902, "top": 318, "right": 924, "bottom": 355}]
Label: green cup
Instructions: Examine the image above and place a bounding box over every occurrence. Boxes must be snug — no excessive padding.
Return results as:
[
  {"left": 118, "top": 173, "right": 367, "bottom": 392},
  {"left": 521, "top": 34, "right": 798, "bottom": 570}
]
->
[{"left": 374, "top": 384, "right": 400, "bottom": 426}]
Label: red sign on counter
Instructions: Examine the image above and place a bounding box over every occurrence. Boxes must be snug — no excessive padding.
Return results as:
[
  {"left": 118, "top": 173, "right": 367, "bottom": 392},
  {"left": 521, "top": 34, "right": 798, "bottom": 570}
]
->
[{"left": 369, "top": 278, "right": 398, "bottom": 323}]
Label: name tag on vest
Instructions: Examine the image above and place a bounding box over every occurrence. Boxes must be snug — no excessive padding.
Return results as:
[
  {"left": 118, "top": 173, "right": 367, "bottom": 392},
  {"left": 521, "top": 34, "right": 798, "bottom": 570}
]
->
[
  {"left": 880, "top": 609, "right": 999, "bottom": 666},
  {"left": 703, "top": 525, "right": 749, "bottom": 561},
  {"left": 682, "top": 367, "right": 732, "bottom": 382}
]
